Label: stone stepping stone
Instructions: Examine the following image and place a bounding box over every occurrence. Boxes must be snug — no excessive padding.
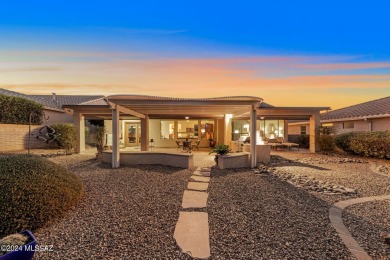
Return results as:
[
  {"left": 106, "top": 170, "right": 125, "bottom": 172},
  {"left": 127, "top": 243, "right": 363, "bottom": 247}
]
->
[
  {"left": 174, "top": 211, "right": 210, "bottom": 259},
  {"left": 188, "top": 182, "right": 209, "bottom": 191},
  {"left": 182, "top": 190, "right": 208, "bottom": 209},
  {"left": 191, "top": 175, "right": 210, "bottom": 183},
  {"left": 193, "top": 171, "right": 210, "bottom": 177}
]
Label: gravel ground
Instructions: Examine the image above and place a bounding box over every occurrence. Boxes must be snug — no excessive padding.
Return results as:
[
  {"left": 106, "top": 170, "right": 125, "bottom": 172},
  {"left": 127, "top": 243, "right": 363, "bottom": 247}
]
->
[
  {"left": 33, "top": 154, "right": 192, "bottom": 259},
  {"left": 208, "top": 168, "right": 353, "bottom": 259},
  {"left": 343, "top": 201, "right": 390, "bottom": 259},
  {"left": 270, "top": 151, "right": 390, "bottom": 204}
]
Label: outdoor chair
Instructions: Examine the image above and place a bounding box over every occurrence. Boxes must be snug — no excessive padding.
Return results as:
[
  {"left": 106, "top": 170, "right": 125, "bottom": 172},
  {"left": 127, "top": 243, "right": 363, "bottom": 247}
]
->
[
  {"left": 182, "top": 140, "right": 192, "bottom": 153},
  {"left": 175, "top": 140, "right": 183, "bottom": 151},
  {"left": 192, "top": 140, "right": 201, "bottom": 151}
]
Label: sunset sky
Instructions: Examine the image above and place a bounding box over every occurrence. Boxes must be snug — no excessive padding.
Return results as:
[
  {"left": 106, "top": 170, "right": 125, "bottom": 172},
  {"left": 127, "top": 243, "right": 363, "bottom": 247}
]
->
[{"left": 1, "top": 1, "right": 389, "bottom": 109}]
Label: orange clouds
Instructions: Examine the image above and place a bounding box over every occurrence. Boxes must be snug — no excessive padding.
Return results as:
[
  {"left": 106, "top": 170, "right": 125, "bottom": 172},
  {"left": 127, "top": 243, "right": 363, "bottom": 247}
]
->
[{"left": 1, "top": 51, "right": 389, "bottom": 109}]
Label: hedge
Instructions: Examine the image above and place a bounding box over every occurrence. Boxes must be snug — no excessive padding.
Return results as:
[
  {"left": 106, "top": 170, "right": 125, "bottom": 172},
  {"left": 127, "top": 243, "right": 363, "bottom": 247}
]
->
[
  {"left": 51, "top": 123, "right": 77, "bottom": 153},
  {"left": 0, "top": 95, "right": 44, "bottom": 125},
  {"left": 0, "top": 155, "right": 83, "bottom": 236},
  {"left": 335, "top": 131, "right": 390, "bottom": 159}
]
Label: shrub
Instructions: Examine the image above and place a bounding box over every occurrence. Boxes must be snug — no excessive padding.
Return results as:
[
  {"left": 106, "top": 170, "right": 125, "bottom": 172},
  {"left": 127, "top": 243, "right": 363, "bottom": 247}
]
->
[
  {"left": 297, "top": 134, "right": 310, "bottom": 149},
  {"left": 0, "top": 95, "right": 44, "bottom": 125},
  {"left": 51, "top": 123, "right": 77, "bottom": 153},
  {"left": 0, "top": 155, "right": 83, "bottom": 237},
  {"left": 209, "top": 144, "right": 231, "bottom": 155},
  {"left": 94, "top": 126, "right": 106, "bottom": 149},
  {"left": 335, "top": 131, "right": 390, "bottom": 159},
  {"left": 85, "top": 126, "right": 90, "bottom": 141},
  {"left": 316, "top": 126, "right": 337, "bottom": 151}
]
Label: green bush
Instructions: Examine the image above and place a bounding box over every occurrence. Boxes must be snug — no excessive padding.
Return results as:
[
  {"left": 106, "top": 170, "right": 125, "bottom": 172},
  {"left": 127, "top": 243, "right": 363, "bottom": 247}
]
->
[
  {"left": 297, "top": 134, "right": 310, "bottom": 149},
  {"left": 51, "top": 123, "right": 77, "bottom": 153},
  {"left": 335, "top": 131, "right": 390, "bottom": 159},
  {"left": 0, "top": 95, "right": 44, "bottom": 125},
  {"left": 316, "top": 126, "right": 337, "bottom": 151},
  {"left": 0, "top": 155, "right": 83, "bottom": 237}
]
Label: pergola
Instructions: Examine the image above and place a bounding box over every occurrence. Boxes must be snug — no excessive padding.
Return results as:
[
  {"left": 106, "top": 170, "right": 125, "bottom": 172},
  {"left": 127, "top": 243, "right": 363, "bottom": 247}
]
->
[{"left": 65, "top": 95, "right": 329, "bottom": 169}]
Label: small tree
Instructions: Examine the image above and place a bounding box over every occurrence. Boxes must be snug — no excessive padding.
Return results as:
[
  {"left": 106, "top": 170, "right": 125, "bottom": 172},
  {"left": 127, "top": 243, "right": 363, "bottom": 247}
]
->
[
  {"left": 94, "top": 126, "right": 106, "bottom": 154},
  {"left": 316, "top": 126, "right": 337, "bottom": 151},
  {"left": 51, "top": 124, "right": 77, "bottom": 154}
]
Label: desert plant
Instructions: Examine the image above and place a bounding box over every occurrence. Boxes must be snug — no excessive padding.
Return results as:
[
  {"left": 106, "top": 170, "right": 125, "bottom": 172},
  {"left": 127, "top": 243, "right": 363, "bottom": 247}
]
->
[
  {"left": 0, "top": 95, "right": 44, "bottom": 125},
  {"left": 94, "top": 126, "right": 106, "bottom": 152},
  {"left": 316, "top": 126, "right": 337, "bottom": 151},
  {"left": 297, "top": 134, "right": 310, "bottom": 149},
  {"left": 335, "top": 131, "right": 390, "bottom": 159},
  {"left": 0, "top": 155, "right": 83, "bottom": 237},
  {"left": 209, "top": 144, "right": 231, "bottom": 155},
  {"left": 85, "top": 126, "right": 90, "bottom": 141},
  {"left": 51, "top": 123, "right": 77, "bottom": 153}
]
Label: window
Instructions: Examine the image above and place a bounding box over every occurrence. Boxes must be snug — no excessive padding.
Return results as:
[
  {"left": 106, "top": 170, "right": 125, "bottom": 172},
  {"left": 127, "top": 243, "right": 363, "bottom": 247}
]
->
[
  {"left": 178, "top": 120, "right": 198, "bottom": 139},
  {"left": 300, "top": 126, "right": 307, "bottom": 135},
  {"left": 160, "top": 120, "right": 175, "bottom": 140},
  {"left": 343, "top": 122, "right": 354, "bottom": 129}
]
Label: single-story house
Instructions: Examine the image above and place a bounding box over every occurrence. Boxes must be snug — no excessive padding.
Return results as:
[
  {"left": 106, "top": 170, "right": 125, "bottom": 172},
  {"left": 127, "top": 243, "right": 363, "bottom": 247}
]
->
[
  {"left": 63, "top": 95, "right": 329, "bottom": 168},
  {"left": 288, "top": 96, "right": 390, "bottom": 138}
]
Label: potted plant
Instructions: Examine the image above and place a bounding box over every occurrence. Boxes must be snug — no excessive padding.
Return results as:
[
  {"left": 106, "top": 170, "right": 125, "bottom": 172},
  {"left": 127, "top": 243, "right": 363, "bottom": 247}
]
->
[
  {"left": 209, "top": 138, "right": 216, "bottom": 148},
  {"left": 0, "top": 230, "right": 37, "bottom": 260},
  {"left": 94, "top": 126, "right": 106, "bottom": 160},
  {"left": 209, "top": 144, "right": 231, "bottom": 164}
]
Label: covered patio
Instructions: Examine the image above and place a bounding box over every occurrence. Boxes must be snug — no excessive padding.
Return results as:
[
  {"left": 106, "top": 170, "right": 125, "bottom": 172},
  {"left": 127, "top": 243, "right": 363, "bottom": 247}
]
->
[{"left": 65, "top": 95, "right": 329, "bottom": 169}]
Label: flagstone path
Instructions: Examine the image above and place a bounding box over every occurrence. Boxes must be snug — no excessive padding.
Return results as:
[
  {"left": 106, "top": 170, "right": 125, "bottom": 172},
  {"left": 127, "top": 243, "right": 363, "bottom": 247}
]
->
[
  {"left": 329, "top": 194, "right": 390, "bottom": 260},
  {"left": 174, "top": 167, "right": 211, "bottom": 259}
]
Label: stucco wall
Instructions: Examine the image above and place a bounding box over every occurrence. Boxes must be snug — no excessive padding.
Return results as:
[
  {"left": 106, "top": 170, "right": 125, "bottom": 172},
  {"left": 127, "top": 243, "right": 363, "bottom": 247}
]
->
[
  {"left": 288, "top": 124, "right": 310, "bottom": 135},
  {"left": 0, "top": 124, "right": 56, "bottom": 152},
  {"left": 44, "top": 110, "right": 73, "bottom": 124},
  {"left": 332, "top": 118, "right": 390, "bottom": 134}
]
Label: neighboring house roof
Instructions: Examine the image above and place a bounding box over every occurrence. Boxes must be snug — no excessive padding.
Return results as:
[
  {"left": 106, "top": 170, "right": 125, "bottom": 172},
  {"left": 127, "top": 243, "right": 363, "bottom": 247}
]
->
[
  {"left": 31, "top": 95, "right": 104, "bottom": 107},
  {"left": 0, "top": 88, "right": 105, "bottom": 112},
  {"left": 0, "top": 88, "right": 62, "bottom": 111},
  {"left": 321, "top": 96, "right": 390, "bottom": 121},
  {"left": 259, "top": 102, "right": 274, "bottom": 108}
]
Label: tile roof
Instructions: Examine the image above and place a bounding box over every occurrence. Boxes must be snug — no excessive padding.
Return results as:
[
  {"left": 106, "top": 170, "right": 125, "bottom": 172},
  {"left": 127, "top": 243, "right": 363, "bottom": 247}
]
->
[
  {"left": 31, "top": 95, "right": 105, "bottom": 107},
  {"left": 259, "top": 102, "right": 274, "bottom": 108},
  {"left": 321, "top": 96, "right": 390, "bottom": 121},
  {"left": 0, "top": 88, "right": 104, "bottom": 111},
  {"left": 0, "top": 88, "right": 62, "bottom": 110}
]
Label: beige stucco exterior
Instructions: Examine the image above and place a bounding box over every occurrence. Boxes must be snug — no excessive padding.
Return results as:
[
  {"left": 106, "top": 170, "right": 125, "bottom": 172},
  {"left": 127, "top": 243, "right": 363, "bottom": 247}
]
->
[{"left": 288, "top": 117, "right": 390, "bottom": 136}]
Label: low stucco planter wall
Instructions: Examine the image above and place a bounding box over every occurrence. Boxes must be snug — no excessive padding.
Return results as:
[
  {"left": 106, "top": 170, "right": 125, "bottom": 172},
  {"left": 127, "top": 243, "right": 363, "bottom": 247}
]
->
[
  {"left": 102, "top": 151, "right": 194, "bottom": 169},
  {"left": 243, "top": 144, "right": 271, "bottom": 164},
  {"left": 218, "top": 153, "right": 250, "bottom": 169}
]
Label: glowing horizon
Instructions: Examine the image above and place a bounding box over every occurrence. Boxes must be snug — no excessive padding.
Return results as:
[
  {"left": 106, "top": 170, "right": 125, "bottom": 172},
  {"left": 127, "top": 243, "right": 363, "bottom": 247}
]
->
[{"left": 0, "top": 1, "right": 389, "bottom": 110}]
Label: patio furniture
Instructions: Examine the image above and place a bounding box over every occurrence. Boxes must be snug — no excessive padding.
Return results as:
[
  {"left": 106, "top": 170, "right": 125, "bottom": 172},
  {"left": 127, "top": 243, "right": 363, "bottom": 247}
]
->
[
  {"left": 175, "top": 140, "right": 183, "bottom": 151},
  {"left": 276, "top": 137, "right": 300, "bottom": 150},
  {"left": 182, "top": 140, "right": 192, "bottom": 153},
  {"left": 192, "top": 140, "right": 201, "bottom": 151}
]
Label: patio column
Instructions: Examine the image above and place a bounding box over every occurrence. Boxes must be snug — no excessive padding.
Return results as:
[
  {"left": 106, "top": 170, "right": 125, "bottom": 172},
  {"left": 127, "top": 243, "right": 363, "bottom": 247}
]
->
[
  {"left": 223, "top": 114, "right": 233, "bottom": 145},
  {"left": 310, "top": 112, "right": 320, "bottom": 153},
  {"left": 250, "top": 106, "right": 257, "bottom": 168},
  {"left": 141, "top": 114, "right": 149, "bottom": 151},
  {"left": 73, "top": 112, "right": 85, "bottom": 154},
  {"left": 112, "top": 106, "right": 120, "bottom": 168},
  {"left": 284, "top": 120, "right": 289, "bottom": 141}
]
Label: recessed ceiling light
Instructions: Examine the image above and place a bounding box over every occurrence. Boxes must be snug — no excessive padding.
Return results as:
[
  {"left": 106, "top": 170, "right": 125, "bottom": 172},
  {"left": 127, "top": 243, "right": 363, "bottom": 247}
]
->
[{"left": 185, "top": 116, "right": 189, "bottom": 119}]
